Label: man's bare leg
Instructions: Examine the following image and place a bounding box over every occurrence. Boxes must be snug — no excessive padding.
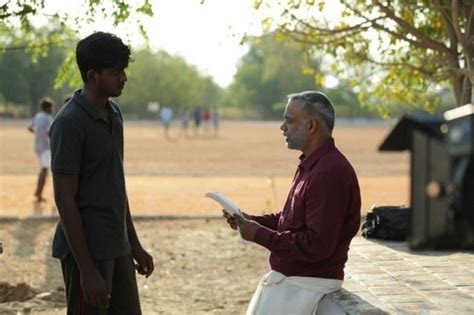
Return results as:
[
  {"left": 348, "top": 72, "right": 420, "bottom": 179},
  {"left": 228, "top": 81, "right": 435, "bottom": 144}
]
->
[{"left": 34, "top": 168, "right": 48, "bottom": 202}]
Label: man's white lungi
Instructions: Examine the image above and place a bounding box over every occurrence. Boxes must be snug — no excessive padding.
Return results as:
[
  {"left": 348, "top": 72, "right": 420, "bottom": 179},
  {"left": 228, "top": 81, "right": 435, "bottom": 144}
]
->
[{"left": 246, "top": 270, "right": 342, "bottom": 315}]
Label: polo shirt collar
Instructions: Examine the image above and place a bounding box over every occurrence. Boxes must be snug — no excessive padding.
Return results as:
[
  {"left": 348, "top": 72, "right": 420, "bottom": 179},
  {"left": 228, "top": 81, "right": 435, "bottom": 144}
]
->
[
  {"left": 72, "top": 89, "right": 118, "bottom": 121},
  {"left": 298, "top": 137, "right": 335, "bottom": 170}
]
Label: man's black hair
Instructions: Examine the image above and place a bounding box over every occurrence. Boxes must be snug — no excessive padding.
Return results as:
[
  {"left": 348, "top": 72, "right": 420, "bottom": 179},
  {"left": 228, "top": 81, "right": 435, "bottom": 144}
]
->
[
  {"left": 40, "top": 96, "right": 55, "bottom": 110},
  {"left": 76, "top": 32, "right": 131, "bottom": 83}
]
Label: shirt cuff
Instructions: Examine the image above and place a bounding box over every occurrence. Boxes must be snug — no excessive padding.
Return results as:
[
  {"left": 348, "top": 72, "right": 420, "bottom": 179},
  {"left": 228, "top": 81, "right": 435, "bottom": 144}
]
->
[{"left": 253, "top": 225, "right": 275, "bottom": 249}]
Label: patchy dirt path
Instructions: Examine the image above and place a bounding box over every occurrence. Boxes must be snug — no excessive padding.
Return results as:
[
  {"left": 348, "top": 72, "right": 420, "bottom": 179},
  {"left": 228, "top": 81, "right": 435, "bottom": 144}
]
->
[{"left": 0, "top": 219, "right": 268, "bottom": 314}]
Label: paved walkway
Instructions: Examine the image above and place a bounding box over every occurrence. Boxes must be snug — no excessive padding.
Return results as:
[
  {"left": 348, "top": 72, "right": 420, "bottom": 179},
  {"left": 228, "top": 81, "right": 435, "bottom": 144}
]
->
[{"left": 331, "top": 236, "right": 474, "bottom": 314}]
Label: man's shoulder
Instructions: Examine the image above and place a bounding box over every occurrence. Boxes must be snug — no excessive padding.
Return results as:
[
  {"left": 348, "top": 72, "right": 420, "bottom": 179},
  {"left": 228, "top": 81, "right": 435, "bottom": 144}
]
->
[
  {"left": 33, "top": 111, "right": 46, "bottom": 120},
  {"left": 51, "top": 101, "right": 86, "bottom": 131},
  {"left": 54, "top": 100, "right": 84, "bottom": 121},
  {"left": 318, "top": 148, "right": 357, "bottom": 176},
  {"left": 33, "top": 111, "right": 51, "bottom": 124}
]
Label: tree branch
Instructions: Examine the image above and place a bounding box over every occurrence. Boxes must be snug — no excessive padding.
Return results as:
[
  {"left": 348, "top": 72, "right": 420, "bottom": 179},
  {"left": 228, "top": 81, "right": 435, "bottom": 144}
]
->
[
  {"left": 435, "top": 0, "right": 459, "bottom": 51},
  {"left": 373, "top": 0, "right": 453, "bottom": 56},
  {"left": 285, "top": 10, "right": 378, "bottom": 36},
  {"left": 451, "top": 0, "right": 466, "bottom": 50}
]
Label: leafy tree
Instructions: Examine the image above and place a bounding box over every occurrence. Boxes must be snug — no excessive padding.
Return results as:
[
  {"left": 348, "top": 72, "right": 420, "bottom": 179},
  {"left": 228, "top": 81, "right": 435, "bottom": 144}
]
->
[
  {"left": 226, "top": 33, "right": 321, "bottom": 118},
  {"left": 0, "top": 0, "right": 153, "bottom": 51},
  {"left": 118, "top": 49, "right": 223, "bottom": 117},
  {"left": 1, "top": 1, "right": 154, "bottom": 92},
  {"left": 254, "top": 0, "right": 473, "bottom": 116},
  {"left": 0, "top": 24, "right": 72, "bottom": 116}
]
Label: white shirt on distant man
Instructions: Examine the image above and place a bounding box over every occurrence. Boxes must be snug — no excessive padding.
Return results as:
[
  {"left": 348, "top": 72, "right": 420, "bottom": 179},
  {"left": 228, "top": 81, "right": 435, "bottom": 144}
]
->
[{"left": 30, "top": 110, "right": 53, "bottom": 168}]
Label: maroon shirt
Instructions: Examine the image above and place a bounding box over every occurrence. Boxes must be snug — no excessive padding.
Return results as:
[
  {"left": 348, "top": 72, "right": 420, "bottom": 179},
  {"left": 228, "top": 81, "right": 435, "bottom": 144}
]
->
[{"left": 251, "top": 138, "right": 360, "bottom": 280}]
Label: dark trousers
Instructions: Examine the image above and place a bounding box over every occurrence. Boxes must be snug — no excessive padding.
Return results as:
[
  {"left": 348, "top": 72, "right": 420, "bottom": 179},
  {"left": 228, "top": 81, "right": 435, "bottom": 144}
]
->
[{"left": 61, "top": 254, "right": 141, "bottom": 315}]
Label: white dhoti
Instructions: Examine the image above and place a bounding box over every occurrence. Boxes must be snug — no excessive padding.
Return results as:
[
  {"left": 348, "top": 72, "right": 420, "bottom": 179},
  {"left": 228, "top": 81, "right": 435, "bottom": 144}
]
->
[{"left": 246, "top": 270, "right": 343, "bottom": 315}]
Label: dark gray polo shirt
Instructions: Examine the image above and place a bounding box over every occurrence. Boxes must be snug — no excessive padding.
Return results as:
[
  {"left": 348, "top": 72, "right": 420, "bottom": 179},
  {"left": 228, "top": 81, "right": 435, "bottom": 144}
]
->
[{"left": 50, "top": 90, "right": 131, "bottom": 260}]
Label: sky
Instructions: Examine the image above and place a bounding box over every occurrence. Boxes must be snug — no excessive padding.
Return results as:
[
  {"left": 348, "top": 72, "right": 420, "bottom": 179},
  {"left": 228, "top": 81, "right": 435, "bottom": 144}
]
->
[
  {"left": 139, "top": 0, "right": 264, "bottom": 87},
  {"left": 19, "top": 0, "right": 347, "bottom": 88},
  {"left": 36, "top": 0, "right": 265, "bottom": 87}
]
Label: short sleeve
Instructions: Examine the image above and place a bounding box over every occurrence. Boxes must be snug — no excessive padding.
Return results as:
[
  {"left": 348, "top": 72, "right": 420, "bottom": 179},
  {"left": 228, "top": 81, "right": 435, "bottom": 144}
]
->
[{"left": 50, "top": 117, "right": 83, "bottom": 174}]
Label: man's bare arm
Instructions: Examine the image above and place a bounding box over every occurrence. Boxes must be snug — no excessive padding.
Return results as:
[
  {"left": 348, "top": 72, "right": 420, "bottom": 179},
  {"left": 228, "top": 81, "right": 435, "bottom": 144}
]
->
[
  {"left": 125, "top": 200, "right": 154, "bottom": 277},
  {"left": 53, "top": 173, "right": 110, "bottom": 307}
]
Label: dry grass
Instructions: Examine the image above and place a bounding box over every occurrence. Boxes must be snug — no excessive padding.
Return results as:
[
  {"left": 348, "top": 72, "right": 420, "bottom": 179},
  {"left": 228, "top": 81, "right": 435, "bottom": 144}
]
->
[{"left": 0, "top": 120, "right": 409, "bottom": 217}]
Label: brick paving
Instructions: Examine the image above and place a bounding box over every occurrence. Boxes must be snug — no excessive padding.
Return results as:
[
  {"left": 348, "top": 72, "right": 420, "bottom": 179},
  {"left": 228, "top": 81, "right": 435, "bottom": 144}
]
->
[{"left": 333, "top": 236, "right": 474, "bottom": 314}]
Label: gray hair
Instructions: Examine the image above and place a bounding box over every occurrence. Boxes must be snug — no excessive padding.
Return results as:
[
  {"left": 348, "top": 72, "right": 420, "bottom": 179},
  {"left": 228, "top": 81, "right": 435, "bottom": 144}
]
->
[{"left": 288, "top": 91, "right": 335, "bottom": 132}]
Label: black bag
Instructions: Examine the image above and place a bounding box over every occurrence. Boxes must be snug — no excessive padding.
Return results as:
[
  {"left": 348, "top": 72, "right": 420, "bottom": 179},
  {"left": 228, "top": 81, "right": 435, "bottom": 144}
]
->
[{"left": 362, "top": 206, "right": 411, "bottom": 241}]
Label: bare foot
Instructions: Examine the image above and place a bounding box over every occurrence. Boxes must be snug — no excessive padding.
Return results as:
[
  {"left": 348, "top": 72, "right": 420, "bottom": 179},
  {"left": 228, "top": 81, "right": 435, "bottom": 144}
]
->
[{"left": 34, "top": 195, "right": 47, "bottom": 203}]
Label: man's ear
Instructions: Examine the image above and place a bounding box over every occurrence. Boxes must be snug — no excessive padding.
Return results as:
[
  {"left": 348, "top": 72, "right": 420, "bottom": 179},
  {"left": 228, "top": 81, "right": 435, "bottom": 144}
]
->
[
  {"left": 86, "top": 70, "right": 96, "bottom": 82},
  {"left": 307, "top": 118, "right": 319, "bottom": 133}
]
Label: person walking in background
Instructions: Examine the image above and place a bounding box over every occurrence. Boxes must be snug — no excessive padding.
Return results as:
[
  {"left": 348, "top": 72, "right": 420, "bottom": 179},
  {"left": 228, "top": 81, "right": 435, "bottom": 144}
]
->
[
  {"left": 193, "top": 107, "right": 201, "bottom": 135},
  {"left": 212, "top": 107, "right": 220, "bottom": 137},
  {"left": 180, "top": 109, "right": 190, "bottom": 137},
  {"left": 223, "top": 91, "right": 361, "bottom": 314},
  {"left": 49, "top": 32, "right": 154, "bottom": 314},
  {"left": 28, "top": 97, "right": 54, "bottom": 203},
  {"left": 202, "top": 107, "right": 211, "bottom": 134},
  {"left": 160, "top": 105, "right": 173, "bottom": 139}
]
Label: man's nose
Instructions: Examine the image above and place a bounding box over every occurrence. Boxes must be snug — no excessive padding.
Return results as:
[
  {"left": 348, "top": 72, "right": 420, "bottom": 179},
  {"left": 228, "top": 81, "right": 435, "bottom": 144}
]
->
[
  {"left": 120, "top": 71, "right": 127, "bottom": 82},
  {"left": 280, "top": 122, "right": 286, "bottom": 131}
]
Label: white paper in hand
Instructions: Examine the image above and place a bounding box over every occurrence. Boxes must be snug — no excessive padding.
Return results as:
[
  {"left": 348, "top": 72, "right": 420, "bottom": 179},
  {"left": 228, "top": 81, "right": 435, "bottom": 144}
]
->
[
  {"left": 205, "top": 191, "right": 251, "bottom": 246},
  {"left": 205, "top": 192, "right": 243, "bottom": 218}
]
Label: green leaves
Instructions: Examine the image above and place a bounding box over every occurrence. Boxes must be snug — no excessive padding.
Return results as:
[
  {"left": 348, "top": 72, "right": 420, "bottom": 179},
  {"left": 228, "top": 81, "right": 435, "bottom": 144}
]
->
[
  {"left": 226, "top": 33, "right": 322, "bottom": 118},
  {"left": 253, "top": 0, "right": 474, "bottom": 115}
]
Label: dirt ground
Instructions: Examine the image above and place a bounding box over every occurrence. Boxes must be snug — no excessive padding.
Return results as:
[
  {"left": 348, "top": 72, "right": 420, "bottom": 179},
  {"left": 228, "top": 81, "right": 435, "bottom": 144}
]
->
[
  {"left": 0, "top": 120, "right": 409, "bottom": 217},
  {"left": 0, "top": 219, "right": 269, "bottom": 314},
  {"left": 0, "top": 120, "right": 410, "bottom": 313}
]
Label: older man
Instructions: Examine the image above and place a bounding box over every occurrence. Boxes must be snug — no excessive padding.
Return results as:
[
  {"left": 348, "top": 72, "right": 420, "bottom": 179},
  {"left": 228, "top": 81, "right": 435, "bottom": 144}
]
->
[{"left": 224, "top": 91, "right": 361, "bottom": 314}]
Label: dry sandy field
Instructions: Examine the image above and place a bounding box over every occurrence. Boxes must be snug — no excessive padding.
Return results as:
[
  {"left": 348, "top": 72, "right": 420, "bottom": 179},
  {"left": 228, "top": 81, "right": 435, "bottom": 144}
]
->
[
  {"left": 0, "top": 119, "right": 410, "bottom": 314},
  {"left": 0, "top": 120, "right": 409, "bottom": 217}
]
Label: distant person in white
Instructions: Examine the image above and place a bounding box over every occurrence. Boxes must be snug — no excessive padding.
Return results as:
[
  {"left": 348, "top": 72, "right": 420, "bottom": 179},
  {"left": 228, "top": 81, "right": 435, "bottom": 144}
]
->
[
  {"left": 28, "top": 97, "right": 54, "bottom": 202},
  {"left": 160, "top": 106, "right": 173, "bottom": 138}
]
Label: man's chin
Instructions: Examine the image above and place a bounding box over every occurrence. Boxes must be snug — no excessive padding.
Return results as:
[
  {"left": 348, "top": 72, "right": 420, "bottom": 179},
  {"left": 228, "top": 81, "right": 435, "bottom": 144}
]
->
[{"left": 110, "top": 90, "right": 123, "bottom": 97}]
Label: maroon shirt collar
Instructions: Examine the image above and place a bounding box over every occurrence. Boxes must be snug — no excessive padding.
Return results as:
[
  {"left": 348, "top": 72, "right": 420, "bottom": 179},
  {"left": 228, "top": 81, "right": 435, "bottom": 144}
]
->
[{"left": 298, "top": 137, "right": 335, "bottom": 170}]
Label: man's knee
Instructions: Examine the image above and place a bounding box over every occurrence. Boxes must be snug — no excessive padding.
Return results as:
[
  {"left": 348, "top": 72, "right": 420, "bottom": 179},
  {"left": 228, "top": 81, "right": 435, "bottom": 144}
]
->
[{"left": 315, "top": 293, "right": 345, "bottom": 315}]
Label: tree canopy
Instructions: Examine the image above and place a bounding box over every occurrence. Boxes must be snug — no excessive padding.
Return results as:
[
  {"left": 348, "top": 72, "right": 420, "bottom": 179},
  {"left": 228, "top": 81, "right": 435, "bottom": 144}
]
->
[
  {"left": 225, "top": 33, "right": 322, "bottom": 118},
  {"left": 254, "top": 0, "right": 473, "bottom": 116},
  {"left": 118, "top": 49, "right": 223, "bottom": 116},
  {"left": 1, "top": 0, "right": 153, "bottom": 63},
  {"left": 0, "top": 24, "right": 72, "bottom": 116}
]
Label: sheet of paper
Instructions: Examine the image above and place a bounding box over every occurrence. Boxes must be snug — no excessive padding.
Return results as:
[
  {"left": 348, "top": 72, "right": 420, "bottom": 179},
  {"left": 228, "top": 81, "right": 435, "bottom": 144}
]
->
[
  {"left": 205, "top": 191, "right": 250, "bottom": 245},
  {"left": 204, "top": 192, "right": 243, "bottom": 217}
]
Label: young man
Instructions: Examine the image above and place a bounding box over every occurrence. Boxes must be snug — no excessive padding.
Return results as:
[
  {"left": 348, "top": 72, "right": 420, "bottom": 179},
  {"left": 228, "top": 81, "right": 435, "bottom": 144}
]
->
[
  {"left": 50, "top": 32, "right": 154, "bottom": 314},
  {"left": 224, "top": 91, "right": 361, "bottom": 314},
  {"left": 28, "top": 97, "right": 54, "bottom": 202}
]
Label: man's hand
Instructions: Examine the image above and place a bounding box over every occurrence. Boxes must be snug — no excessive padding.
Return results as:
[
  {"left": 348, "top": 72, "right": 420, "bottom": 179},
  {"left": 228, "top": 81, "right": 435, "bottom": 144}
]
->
[
  {"left": 222, "top": 210, "right": 259, "bottom": 241},
  {"left": 222, "top": 210, "right": 238, "bottom": 230},
  {"left": 222, "top": 209, "right": 250, "bottom": 230},
  {"left": 132, "top": 245, "right": 154, "bottom": 278},
  {"left": 80, "top": 267, "right": 110, "bottom": 308},
  {"left": 234, "top": 215, "right": 260, "bottom": 242}
]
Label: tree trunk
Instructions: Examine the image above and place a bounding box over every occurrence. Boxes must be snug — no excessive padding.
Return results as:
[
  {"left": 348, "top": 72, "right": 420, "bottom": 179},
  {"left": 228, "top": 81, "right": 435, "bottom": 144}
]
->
[
  {"left": 450, "top": 60, "right": 464, "bottom": 106},
  {"left": 460, "top": 75, "right": 473, "bottom": 105},
  {"left": 462, "top": 3, "right": 474, "bottom": 105}
]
